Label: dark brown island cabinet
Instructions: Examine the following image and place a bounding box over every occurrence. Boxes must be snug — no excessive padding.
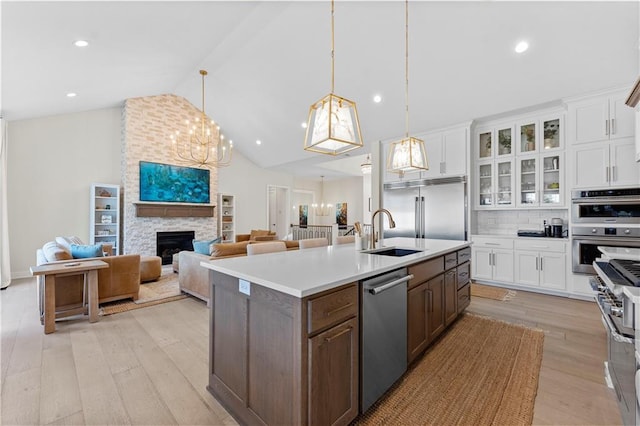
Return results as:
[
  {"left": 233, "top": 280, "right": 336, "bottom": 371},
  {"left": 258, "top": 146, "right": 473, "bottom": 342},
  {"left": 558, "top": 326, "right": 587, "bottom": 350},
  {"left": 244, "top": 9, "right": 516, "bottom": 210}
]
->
[
  {"left": 407, "top": 247, "right": 471, "bottom": 364},
  {"left": 207, "top": 246, "right": 471, "bottom": 425}
]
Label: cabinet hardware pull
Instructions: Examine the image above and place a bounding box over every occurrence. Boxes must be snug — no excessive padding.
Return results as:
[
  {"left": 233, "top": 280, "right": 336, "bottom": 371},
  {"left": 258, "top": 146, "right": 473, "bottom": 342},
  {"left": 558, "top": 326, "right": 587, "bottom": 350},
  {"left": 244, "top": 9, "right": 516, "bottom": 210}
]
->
[
  {"left": 325, "top": 302, "right": 354, "bottom": 317},
  {"left": 612, "top": 165, "right": 617, "bottom": 182},
  {"left": 367, "top": 275, "right": 414, "bottom": 295},
  {"left": 606, "top": 166, "right": 610, "bottom": 182},
  {"left": 540, "top": 257, "right": 543, "bottom": 271},
  {"left": 611, "top": 118, "right": 616, "bottom": 135},
  {"left": 324, "top": 326, "right": 353, "bottom": 343},
  {"left": 428, "top": 290, "right": 433, "bottom": 313},
  {"left": 535, "top": 257, "right": 539, "bottom": 270},
  {"left": 605, "top": 119, "right": 609, "bottom": 136},
  {"left": 486, "top": 242, "right": 500, "bottom": 246}
]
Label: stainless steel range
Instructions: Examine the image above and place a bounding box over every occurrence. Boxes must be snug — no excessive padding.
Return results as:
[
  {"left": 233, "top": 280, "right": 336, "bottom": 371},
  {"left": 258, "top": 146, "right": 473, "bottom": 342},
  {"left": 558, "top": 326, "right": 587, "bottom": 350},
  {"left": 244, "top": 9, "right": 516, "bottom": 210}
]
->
[
  {"left": 571, "top": 188, "right": 640, "bottom": 274},
  {"left": 591, "top": 255, "right": 640, "bottom": 426}
]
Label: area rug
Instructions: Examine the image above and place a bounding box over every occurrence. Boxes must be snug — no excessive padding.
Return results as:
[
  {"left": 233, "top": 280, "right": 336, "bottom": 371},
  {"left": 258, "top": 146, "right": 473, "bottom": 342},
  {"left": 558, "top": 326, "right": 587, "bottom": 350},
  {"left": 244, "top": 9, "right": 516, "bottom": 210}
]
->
[
  {"left": 100, "top": 267, "right": 186, "bottom": 315},
  {"left": 355, "top": 313, "right": 544, "bottom": 426},
  {"left": 471, "top": 282, "right": 516, "bottom": 301}
]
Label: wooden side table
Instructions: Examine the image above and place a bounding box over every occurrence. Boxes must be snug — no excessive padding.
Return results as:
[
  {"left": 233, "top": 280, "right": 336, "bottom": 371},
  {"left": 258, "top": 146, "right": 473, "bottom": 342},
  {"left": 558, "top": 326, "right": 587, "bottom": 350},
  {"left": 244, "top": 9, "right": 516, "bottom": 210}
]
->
[{"left": 30, "top": 260, "right": 109, "bottom": 334}]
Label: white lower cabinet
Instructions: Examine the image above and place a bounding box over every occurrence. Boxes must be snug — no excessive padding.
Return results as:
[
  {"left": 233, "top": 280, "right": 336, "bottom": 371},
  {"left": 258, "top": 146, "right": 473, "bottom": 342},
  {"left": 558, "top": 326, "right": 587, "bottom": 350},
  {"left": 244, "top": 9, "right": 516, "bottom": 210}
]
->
[
  {"left": 472, "top": 235, "right": 568, "bottom": 295},
  {"left": 471, "top": 237, "right": 514, "bottom": 283},
  {"left": 514, "top": 239, "right": 567, "bottom": 290}
]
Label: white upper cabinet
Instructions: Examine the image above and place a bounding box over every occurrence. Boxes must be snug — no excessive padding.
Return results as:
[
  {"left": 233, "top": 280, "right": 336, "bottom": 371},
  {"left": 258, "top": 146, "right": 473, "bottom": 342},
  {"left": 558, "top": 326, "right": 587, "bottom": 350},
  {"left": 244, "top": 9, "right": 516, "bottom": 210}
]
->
[
  {"left": 476, "top": 125, "right": 514, "bottom": 160},
  {"left": 516, "top": 152, "right": 564, "bottom": 207},
  {"left": 383, "top": 124, "right": 469, "bottom": 183},
  {"left": 516, "top": 114, "right": 563, "bottom": 155},
  {"left": 571, "top": 138, "right": 640, "bottom": 189},
  {"left": 569, "top": 91, "right": 635, "bottom": 145}
]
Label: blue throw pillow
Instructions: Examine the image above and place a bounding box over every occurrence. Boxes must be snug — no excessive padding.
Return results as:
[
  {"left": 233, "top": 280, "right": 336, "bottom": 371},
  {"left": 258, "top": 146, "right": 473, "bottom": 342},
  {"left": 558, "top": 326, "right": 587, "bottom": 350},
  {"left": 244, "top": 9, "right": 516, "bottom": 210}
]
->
[
  {"left": 70, "top": 243, "right": 104, "bottom": 259},
  {"left": 192, "top": 237, "right": 222, "bottom": 255}
]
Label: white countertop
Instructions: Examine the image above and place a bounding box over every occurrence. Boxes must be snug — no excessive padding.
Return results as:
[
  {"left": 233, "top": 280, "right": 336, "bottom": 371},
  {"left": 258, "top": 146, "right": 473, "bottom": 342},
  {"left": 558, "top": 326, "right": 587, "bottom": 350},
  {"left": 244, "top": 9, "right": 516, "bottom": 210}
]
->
[
  {"left": 598, "top": 246, "right": 640, "bottom": 261},
  {"left": 200, "top": 237, "right": 470, "bottom": 298}
]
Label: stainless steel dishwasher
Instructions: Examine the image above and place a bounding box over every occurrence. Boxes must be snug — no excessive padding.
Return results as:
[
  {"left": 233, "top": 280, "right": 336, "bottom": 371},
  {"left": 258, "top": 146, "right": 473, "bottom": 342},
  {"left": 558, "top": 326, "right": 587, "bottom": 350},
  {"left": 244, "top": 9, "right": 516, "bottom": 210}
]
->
[{"left": 361, "top": 268, "right": 412, "bottom": 412}]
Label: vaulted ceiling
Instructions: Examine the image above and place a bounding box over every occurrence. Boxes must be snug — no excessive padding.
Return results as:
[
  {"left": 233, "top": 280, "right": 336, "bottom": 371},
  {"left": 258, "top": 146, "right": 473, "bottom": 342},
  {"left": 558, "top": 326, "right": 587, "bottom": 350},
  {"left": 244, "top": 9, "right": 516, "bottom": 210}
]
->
[{"left": 2, "top": 1, "right": 638, "bottom": 177}]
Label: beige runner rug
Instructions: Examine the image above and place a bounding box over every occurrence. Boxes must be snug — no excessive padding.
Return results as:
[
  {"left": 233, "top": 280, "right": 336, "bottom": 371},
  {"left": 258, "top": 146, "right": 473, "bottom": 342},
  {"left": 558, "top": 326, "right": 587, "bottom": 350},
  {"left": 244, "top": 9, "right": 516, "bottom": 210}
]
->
[
  {"left": 471, "top": 282, "right": 517, "bottom": 301},
  {"left": 356, "top": 313, "right": 544, "bottom": 425}
]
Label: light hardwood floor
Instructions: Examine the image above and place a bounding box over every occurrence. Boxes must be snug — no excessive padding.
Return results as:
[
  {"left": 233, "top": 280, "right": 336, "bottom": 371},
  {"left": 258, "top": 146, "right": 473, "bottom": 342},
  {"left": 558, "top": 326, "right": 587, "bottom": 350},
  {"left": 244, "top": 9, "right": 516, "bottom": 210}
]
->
[{"left": 1, "top": 278, "right": 622, "bottom": 425}]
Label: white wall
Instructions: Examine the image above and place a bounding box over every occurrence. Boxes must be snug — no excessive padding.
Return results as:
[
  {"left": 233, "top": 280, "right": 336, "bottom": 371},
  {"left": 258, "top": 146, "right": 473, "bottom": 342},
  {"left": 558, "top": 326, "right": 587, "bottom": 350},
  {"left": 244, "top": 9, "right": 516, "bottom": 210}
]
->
[
  {"left": 7, "top": 108, "right": 122, "bottom": 277},
  {"left": 217, "top": 150, "right": 293, "bottom": 234},
  {"left": 313, "top": 177, "right": 364, "bottom": 226}
]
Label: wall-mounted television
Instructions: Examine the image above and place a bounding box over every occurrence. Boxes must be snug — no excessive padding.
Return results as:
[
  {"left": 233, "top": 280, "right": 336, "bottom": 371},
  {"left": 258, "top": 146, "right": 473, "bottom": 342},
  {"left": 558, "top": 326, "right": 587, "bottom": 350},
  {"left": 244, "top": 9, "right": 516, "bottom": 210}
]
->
[{"left": 139, "top": 161, "right": 210, "bottom": 204}]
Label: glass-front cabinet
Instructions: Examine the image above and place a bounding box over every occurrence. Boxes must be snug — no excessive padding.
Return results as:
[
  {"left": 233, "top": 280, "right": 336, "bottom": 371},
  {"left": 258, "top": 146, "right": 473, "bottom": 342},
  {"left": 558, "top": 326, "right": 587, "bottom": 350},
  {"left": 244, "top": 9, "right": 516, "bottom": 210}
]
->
[
  {"left": 516, "top": 153, "right": 564, "bottom": 207},
  {"left": 540, "top": 153, "right": 563, "bottom": 205},
  {"left": 477, "top": 162, "right": 493, "bottom": 207},
  {"left": 476, "top": 159, "right": 515, "bottom": 208},
  {"left": 516, "top": 115, "right": 563, "bottom": 155},
  {"left": 495, "top": 160, "right": 515, "bottom": 207},
  {"left": 476, "top": 126, "right": 513, "bottom": 160}
]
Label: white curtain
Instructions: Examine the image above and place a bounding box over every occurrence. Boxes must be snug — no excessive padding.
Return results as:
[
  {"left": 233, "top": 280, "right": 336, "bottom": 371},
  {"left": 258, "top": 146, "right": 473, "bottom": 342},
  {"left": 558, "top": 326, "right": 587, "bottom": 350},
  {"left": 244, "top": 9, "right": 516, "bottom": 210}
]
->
[{"left": 0, "top": 118, "right": 11, "bottom": 288}]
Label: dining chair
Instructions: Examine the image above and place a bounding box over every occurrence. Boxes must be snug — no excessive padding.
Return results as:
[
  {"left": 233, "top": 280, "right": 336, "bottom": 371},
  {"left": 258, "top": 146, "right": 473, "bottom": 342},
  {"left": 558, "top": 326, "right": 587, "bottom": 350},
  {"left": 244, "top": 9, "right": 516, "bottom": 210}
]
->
[
  {"left": 299, "top": 238, "right": 329, "bottom": 250},
  {"left": 247, "top": 241, "right": 287, "bottom": 256}
]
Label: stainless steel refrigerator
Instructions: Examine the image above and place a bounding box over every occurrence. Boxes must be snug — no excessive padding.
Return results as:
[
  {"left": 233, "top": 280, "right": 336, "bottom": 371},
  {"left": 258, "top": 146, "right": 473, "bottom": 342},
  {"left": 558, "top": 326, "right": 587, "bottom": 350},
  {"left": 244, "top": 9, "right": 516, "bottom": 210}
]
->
[{"left": 383, "top": 176, "right": 467, "bottom": 240}]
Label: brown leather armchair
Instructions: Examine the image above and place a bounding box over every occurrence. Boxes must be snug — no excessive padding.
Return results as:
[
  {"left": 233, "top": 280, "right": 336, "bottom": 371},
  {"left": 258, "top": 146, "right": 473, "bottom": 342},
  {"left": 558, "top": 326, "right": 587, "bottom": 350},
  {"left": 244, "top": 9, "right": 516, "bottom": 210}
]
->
[{"left": 36, "top": 246, "right": 141, "bottom": 312}]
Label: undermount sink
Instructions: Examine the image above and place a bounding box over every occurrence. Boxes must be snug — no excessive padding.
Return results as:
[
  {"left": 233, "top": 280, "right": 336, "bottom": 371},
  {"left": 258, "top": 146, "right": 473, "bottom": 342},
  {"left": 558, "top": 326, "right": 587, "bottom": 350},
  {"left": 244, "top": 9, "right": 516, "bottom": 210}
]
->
[{"left": 363, "top": 247, "right": 423, "bottom": 257}]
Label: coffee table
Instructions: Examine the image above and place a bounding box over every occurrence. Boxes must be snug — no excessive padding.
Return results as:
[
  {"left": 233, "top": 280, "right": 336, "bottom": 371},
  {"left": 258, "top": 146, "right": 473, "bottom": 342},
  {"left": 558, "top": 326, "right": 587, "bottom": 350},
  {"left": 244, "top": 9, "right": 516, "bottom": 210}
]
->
[{"left": 30, "top": 260, "right": 109, "bottom": 334}]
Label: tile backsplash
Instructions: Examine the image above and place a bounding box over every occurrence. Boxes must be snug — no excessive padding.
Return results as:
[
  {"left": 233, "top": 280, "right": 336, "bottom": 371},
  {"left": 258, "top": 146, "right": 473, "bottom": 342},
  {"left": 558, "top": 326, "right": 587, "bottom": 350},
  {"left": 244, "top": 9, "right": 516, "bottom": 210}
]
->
[{"left": 475, "top": 209, "right": 568, "bottom": 236}]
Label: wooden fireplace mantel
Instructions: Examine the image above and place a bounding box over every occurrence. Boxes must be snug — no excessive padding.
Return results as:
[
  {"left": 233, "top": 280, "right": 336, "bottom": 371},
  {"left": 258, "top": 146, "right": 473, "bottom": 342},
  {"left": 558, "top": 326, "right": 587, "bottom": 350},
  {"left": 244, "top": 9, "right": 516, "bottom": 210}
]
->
[{"left": 134, "top": 202, "right": 215, "bottom": 218}]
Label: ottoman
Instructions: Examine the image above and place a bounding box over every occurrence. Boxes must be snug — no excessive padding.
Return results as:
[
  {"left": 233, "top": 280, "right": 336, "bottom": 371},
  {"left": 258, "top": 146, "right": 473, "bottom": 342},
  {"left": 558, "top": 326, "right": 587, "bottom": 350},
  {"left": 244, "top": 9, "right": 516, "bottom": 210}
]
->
[{"left": 140, "top": 255, "right": 162, "bottom": 283}]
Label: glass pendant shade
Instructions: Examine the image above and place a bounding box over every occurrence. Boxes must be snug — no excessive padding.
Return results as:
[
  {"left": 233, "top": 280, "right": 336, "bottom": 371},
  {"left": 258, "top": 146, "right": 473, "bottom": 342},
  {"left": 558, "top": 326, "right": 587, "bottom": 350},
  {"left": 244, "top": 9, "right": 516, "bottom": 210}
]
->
[
  {"left": 304, "top": 93, "right": 363, "bottom": 155},
  {"left": 387, "top": 136, "right": 429, "bottom": 174},
  {"left": 386, "top": 0, "right": 428, "bottom": 176}
]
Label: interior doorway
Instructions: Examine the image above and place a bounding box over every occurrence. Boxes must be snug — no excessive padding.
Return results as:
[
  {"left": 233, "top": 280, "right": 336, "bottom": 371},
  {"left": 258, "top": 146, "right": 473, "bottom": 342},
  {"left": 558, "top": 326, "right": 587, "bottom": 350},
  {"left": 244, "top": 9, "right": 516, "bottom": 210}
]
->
[{"left": 267, "top": 185, "right": 290, "bottom": 239}]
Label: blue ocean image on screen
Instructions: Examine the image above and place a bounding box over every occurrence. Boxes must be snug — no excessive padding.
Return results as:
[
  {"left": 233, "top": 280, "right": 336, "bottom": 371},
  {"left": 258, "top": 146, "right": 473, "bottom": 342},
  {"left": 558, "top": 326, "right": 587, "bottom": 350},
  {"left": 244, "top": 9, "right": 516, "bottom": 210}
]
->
[{"left": 139, "top": 161, "right": 210, "bottom": 203}]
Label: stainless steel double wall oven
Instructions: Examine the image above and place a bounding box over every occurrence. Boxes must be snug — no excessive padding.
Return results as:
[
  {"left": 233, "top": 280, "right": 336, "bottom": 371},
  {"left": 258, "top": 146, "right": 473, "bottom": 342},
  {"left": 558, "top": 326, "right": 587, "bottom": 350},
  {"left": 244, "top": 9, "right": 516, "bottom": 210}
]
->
[{"left": 571, "top": 188, "right": 640, "bottom": 274}]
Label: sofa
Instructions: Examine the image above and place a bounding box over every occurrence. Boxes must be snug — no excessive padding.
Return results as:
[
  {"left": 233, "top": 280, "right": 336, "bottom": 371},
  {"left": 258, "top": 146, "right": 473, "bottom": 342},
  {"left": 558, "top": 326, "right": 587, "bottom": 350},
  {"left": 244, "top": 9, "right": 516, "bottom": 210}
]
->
[
  {"left": 179, "top": 236, "right": 298, "bottom": 305},
  {"left": 36, "top": 238, "right": 141, "bottom": 312}
]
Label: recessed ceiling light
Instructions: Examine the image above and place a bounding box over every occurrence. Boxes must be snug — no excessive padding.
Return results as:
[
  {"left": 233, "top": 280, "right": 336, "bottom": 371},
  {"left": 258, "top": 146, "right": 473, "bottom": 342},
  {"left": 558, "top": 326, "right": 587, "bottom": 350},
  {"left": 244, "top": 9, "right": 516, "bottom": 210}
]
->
[
  {"left": 515, "top": 41, "right": 529, "bottom": 53},
  {"left": 74, "top": 40, "right": 89, "bottom": 47},
  {"left": 256, "top": 140, "right": 262, "bottom": 145},
  {"left": 373, "top": 94, "right": 382, "bottom": 103},
  {"left": 301, "top": 122, "right": 308, "bottom": 129},
  {"left": 66, "top": 92, "right": 77, "bottom": 98}
]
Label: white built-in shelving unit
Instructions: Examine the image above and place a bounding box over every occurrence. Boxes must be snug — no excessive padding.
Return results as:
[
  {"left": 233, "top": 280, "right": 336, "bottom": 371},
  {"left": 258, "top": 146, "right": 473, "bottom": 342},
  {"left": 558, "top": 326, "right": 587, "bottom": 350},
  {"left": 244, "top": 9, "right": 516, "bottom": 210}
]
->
[
  {"left": 90, "top": 183, "right": 120, "bottom": 255},
  {"left": 218, "top": 193, "right": 235, "bottom": 243}
]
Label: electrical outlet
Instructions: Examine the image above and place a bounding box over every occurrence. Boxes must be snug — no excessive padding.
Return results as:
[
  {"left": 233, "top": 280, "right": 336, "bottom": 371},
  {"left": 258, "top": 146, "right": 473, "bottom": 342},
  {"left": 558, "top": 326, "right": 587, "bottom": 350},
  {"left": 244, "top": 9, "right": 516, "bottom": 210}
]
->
[{"left": 239, "top": 279, "right": 250, "bottom": 296}]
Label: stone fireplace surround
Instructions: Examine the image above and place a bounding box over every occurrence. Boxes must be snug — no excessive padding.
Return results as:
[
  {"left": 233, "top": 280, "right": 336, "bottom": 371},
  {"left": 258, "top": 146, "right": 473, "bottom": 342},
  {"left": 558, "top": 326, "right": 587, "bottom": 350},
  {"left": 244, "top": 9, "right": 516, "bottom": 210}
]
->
[{"left": 121, "top": 94, "right": 219, "bottom": 256}]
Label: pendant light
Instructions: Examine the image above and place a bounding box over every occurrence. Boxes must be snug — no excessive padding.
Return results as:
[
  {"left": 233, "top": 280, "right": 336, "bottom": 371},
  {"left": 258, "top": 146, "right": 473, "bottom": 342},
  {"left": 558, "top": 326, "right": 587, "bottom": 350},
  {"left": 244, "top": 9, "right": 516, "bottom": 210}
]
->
[
  {"left": 304, "top": 0, "right": 363, "bottom": 156},
  {"left": 387, "top": 0, "right": 428, "bottom": 176},
  {"left": 171, "top": 70, "right": 233, "bottom": 168},
  {"left": 360, "top": 154, "right": 372, "bottom": 175}
]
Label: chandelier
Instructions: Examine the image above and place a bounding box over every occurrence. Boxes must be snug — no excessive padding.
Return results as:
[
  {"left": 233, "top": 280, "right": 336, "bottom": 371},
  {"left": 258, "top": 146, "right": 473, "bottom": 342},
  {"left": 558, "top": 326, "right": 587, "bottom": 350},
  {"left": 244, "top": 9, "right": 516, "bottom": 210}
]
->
[
  {"left": 171, "top": 70, "right": 232, "bottom": 168},
  {"left": 304, "top": 0, "right": 363, "bottom": 156},
  {"left": 387, "top": 0, "right": 428, "bottom": 176},
  {"left": 312, "top": 176, "right": 331, "bottom": 216},
  {"left": 360, "top": 154, "right": 372, "bottom": 175}
]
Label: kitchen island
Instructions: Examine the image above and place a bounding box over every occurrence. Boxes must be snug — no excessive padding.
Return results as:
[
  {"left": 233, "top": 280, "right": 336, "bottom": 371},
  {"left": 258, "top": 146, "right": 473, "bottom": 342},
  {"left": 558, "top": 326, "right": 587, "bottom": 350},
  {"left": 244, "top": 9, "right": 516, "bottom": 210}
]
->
[{"left": 201, "top": 237, "right": 471, "bottom": 426}]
